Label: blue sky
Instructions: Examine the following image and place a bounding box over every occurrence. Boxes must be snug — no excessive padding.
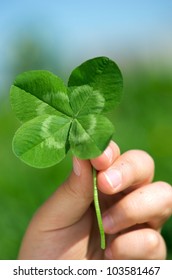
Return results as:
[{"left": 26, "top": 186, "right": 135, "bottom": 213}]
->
[{"left": 0, "top": 0, "right": 172, "bottom": 90}]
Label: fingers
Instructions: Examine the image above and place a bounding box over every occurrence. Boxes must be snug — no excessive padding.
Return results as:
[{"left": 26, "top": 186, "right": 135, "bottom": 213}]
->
[
  {"left": 91, "top": 141, "right": 120, "bottom": 170},
  {"left": 33, "top": 158, "right": 94, "bottom": 230},
  {"left": 97, "top": 150, "right": 155, "bottom": 195},
  {"left": 102, "top": 181, "right": 172, "bottom": 234},
  {"left": 96, "top": 145, "right": 171, "bottom": 261},
  {"left": 105, "top": 228, "right": 166, "bottom": 260}
]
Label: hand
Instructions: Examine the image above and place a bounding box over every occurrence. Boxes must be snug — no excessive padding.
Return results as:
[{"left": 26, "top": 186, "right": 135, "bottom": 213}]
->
[{"left": 18, "top": 141, "right": 172, "bottom": 259}]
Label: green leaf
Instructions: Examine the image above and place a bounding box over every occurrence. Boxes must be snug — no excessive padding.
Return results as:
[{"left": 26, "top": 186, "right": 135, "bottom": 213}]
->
[
  {"left": 12, "top": 114, "right": 71, "bottom": 168},
  {"left": 69, "top": 114, "right": 114, "bottom": 159},
  {"left": 68, "top": 85, "right": 105, "bottom": 117},
  {"left": 11, "top": 70, "right": 73, "bottom": 121},
  {"left": 10, "top": 85, "right": 62, "bottom": 123},
  {"left": 68, "top": 56, "right": 123, "bottom": 111},
  {"left": 11, "top": 56, "right": 123, "bottom": 168}
]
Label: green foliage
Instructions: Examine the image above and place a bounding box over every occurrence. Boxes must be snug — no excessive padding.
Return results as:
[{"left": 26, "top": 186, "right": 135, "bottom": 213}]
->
[{"left": 10, "top": 57, "right": 123, "bottom": 168}]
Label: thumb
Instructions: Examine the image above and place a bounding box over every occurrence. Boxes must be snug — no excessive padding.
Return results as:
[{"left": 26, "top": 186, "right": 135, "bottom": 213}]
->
[{"left": 36, "top": 157, "right": 94, "bottom": 230}]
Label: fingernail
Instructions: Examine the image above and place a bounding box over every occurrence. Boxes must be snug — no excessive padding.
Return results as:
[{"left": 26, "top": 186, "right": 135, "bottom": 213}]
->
[
  {"left": 104, "top": 169, "right": 122, "bottom": 189},
  {"left": 102, "top": 214, "right": 114, "bottom": 231},
  {"left": 73, "top": 157, "right": 81, "bottom": 176},
  {"left": 104, "top": 143, "right": 113, "bottom": 163}
]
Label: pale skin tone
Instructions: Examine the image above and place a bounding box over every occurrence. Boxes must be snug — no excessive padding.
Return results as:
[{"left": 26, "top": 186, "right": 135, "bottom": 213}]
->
[{"left": 18, "top": 141, "right": 172, "bottom": 260}]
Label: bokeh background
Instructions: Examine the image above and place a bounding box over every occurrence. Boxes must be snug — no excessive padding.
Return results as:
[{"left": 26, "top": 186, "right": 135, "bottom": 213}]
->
[{"left": 0, "top": 0, "right": 172, "bottom": 259}]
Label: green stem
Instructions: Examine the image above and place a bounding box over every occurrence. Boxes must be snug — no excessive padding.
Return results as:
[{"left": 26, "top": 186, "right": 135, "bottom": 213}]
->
[{"left": 93, "top": 167, "right": 105, "bottom": 249}]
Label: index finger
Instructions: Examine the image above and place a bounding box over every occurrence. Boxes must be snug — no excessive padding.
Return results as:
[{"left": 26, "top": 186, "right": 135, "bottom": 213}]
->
[
  {"left": 97, "top": 150, "right": 155, "bottom": 195},
  {"left": 90, "top": 141, "right": 120, "bottom": 171}
]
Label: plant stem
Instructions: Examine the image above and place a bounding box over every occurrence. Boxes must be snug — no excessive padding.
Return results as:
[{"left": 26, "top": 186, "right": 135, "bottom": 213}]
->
[{"left": 93, "top": 167, "right": 105, "bottom": 249}]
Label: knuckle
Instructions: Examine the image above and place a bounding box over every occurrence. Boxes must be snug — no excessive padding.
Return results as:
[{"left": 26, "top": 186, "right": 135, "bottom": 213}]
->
[
  {"left": 63, "top": 181, "right": 78, "bottom": 199},
  {"left": 158, "top": 181, "right": 172, "bottom": 197},
  {"left": 157, "top": 181, "right": 172, "bottom": 217},
  {"left": 121, "top": 149, "right": 155, "bottom": 183},
  {"left": 63, "top": 179, "right": 81, "bottom": 200},
  {"left": 63, "top": 178, "right": 93, "bottom": 202},
  {"left": 121, "top": 198, "right": 138, "bottom": 223},
  {"left": 125, "top": 149, "right": 154, "bottom": 166},
  {"left": 135, "top": 150, "right": 155, "bottom": 173},
  {"left": 144, "top": 230, "right": 163, "bottom": 258},
  {"left": 111, "top": 229, "right": 166, "bottom": 260}
]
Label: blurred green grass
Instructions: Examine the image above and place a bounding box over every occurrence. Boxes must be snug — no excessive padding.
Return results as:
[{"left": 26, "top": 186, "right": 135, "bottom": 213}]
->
[{"left": 0, "top": 59, "right": 172, "bottom": 259}]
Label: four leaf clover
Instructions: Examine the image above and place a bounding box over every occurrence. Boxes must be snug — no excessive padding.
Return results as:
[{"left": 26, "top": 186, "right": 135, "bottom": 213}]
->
[
  {"left": 10, "top": 56, "right": 123, "bottom": 249},
  {"left": 10, "top": 56, "right": 123, "bottom": 168}
]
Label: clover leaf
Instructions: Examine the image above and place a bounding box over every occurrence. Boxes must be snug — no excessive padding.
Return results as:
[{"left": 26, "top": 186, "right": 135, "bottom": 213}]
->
[
  {"left": 10, "top": 57, "right": 123, "bottom": 168},
  {"left": 10, "top": 56, "right": 123, "bottom": 249}
]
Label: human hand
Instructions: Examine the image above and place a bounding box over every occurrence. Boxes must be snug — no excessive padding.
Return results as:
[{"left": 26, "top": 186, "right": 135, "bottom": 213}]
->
[{"left": 18, "top": 141, "right": 172, "bottom": 259}]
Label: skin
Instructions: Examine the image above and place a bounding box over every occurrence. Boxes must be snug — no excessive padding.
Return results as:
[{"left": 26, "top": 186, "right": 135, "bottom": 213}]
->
[{"left": 18, "top": 141, "right": 172, "bottom": 260}]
